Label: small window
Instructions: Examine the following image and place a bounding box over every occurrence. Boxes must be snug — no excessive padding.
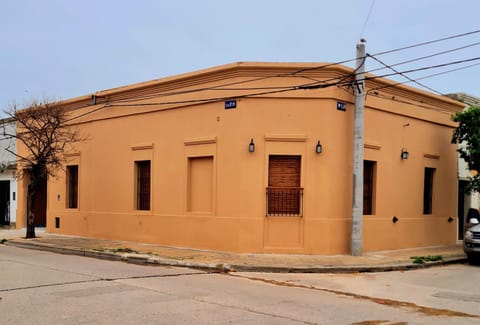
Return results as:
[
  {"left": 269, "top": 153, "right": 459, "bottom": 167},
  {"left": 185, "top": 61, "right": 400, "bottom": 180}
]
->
[
  {"left": 66, "top": 165, "right": 78, "bottom": 209},
  {"left": 136, "top": 160, "right": 151, "bottom": 210},
  {"left": 363, "top": 160, "right": 376, "bottom": 215},
  {"left": 423, "top": 167, "right": 435, "bottom": 215}
]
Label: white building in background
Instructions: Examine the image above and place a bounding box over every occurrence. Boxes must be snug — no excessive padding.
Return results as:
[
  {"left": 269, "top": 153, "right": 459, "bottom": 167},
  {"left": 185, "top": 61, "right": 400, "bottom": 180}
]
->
[
  {"left": 0, "top": 118, "right": 17, "bottom": 226},
  {"left": 446, "top": 93, "right": 480, "bottom": 239}
]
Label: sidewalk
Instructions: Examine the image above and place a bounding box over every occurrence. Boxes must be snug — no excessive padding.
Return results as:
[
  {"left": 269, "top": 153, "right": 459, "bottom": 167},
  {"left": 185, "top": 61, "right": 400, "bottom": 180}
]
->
[{"left": 0, "top": 227, "right": 467, "bottom": 273}]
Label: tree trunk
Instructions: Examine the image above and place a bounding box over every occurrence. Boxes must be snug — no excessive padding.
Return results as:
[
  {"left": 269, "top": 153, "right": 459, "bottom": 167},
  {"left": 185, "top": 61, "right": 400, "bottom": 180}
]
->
[{"left": 26, "top": 182, "right": 36, "bottom": 238}]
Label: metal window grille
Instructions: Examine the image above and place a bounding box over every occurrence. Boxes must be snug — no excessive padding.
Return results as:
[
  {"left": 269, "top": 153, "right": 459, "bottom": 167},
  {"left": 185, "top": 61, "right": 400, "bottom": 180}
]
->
[{"left": 266, "top": 187, "right": 303, "bottom": 216}]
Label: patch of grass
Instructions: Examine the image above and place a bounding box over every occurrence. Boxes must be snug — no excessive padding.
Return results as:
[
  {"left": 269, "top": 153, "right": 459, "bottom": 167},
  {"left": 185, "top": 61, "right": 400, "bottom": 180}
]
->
[
  {"left": 0, "top": 238, "right": 7, "bottom": 244},
  {"left": 110, "top": 247, "right": 138, "bottom": 254},
  {"left": 92, "top": 247, "right": 140, "bottom": 254},
  {"left": 410, "top": 255, "right": 443, "bottom": 264}
]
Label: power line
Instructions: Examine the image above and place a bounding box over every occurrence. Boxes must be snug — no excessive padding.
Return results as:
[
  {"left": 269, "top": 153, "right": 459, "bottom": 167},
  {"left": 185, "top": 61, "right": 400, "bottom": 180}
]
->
[
  {"left": 372, "top": 29, "right": 480, "bottom": 56},
  {"left": 360, "top": 0, "right": 375, "bottom": 38},
  {"left": 367, "top": 91, "right": 454, "bottom": 115},
  {"left": 298, "top": 56, "right": 480, "bottom": 90},
  {"left": 367, "top": 54, "right": 444, "bottom": 95},
  {"left": 362, "top": 56, "right": 480, "bottom": 83},
  {"left": 367, "top": 61, "right": 480, "bottom": 93},
  {"left": 65, "top": 104, "right": 109, "bottom": 123},
  {"left": 96, "top": 29, "right": 480, "bottom": 106},
  {"left": 96, "top": 56, "right": 480, "bottom": 111},
  {"left": 367, "top": 41, "right": 480, "bottom": 74},
  {"left": 11, "top": 54, "right": 480, "bottom": 126},
  {"left": 16, "top": 29, "right": 479, "bottom": 124}
]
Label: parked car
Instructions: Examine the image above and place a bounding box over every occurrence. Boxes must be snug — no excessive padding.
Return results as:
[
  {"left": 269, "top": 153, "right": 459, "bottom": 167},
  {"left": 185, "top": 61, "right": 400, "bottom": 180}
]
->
[{"left": 464, "top": 208, "right": 480, "bottom": 264}]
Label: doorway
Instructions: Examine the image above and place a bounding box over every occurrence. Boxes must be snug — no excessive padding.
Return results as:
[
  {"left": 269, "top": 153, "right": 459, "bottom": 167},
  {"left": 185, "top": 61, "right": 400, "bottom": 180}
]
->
[
  {"left": 34, "top": 180, "right": 47, "bottom": 227},
  {"left": 458, "top": 180, "right": 470, "bottom": 240},
  {"left": 0, "top": 181, "right": 10, "bottom": 225}
]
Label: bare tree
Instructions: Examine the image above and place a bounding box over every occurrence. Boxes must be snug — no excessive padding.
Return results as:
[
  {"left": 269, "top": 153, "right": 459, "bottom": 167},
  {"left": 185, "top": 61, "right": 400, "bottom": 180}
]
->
[{"left": 3, "top": 99, "right": 85, "bottom": 238}]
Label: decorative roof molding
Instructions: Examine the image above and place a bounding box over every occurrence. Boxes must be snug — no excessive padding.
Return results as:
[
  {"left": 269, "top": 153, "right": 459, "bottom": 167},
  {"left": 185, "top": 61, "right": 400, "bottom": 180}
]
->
[{"left": 52, "top": 62, "right": 464, "bottom": 114}]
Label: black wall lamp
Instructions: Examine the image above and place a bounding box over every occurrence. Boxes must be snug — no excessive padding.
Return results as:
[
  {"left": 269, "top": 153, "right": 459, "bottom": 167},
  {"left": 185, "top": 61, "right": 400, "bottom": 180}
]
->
[
  {"left": 249, "top": 138, "right": 255, "bottom": 153},
  {"left": 401, "top": 148, "right": 409, "bottom": 160},
  {"left": 392, "top": 216, "right": 399, "bottom": 223},
  {"left": 448, "top": 216, "right": 454, "bottom": 223},
  {"left": 315, "top": 140, "right": 323, "bottom": 154}
]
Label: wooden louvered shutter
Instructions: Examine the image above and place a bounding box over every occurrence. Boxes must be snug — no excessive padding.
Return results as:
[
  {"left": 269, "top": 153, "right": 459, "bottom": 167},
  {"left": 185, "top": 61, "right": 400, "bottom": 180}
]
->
[{"left": 267, "top": 156, "right": 301, "bottom": 215}]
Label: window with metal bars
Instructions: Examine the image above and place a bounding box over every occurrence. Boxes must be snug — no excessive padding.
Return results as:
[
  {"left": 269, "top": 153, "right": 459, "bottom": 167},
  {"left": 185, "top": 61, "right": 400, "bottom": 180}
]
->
[
  {"left": 136, "top": 160, "right": 151, "bottom": 211},
  {"left": 266, "top": 155, "right": 303, "bottom": 216}
]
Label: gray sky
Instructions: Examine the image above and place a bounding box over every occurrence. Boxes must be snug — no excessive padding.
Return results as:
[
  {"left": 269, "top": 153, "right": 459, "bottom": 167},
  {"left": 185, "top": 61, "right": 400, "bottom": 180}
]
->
[{"left": 1, "top": 0, "right": 480, "bottom": 110}]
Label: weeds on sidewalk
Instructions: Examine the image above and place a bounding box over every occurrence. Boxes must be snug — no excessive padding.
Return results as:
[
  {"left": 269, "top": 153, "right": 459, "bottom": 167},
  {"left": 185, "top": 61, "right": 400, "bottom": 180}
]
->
[
  {"left": 0, "top": 238, "right": 7, "bottom": 244},
  {"left": 410, "top": 255, "right": 443, "bottom": 264},
  {"left": 92, "top": 247, "right": 139, "bottom": 254}
]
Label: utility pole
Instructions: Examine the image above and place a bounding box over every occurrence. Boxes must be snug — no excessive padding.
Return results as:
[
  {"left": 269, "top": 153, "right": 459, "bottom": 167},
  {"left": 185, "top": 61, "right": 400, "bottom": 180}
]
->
[{"left": 351, "top": 39, "right": 366, "bottom": 256}]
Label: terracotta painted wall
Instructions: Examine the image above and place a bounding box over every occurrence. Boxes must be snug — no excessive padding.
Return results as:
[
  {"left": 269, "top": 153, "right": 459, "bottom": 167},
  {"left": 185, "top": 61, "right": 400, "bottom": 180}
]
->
[{"left": 15, "top": 63, "right": 463, "bottom": 254}]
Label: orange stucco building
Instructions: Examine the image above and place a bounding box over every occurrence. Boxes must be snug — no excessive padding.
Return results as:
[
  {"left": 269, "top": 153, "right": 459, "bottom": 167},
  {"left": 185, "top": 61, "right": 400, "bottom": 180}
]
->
[{"left": 16, "top": 62, "right": 464, "bottom": 254}]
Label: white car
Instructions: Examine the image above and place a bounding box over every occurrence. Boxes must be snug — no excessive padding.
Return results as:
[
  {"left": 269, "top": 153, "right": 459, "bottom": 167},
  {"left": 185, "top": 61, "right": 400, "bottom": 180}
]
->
[{"left": 464, "top": 209, "right": 480, "bottom": 264}]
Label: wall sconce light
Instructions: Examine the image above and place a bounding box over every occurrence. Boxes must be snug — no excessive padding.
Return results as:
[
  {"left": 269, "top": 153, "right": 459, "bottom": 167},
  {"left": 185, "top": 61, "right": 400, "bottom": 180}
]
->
[
  {"left": 400, "top": 148, "right": 409, "bottom": 160},
  {"left": 392, "top": 216, "right": 399, "bottom": 223},
  {"left": 249, "top": 138, "right": 255, "bottom": 153},
  {"left": 315, "top": 140, "right": 323, "bottom": 154},
  {"left": 448, "top": 216, "right": 453, "bottom": 223}
]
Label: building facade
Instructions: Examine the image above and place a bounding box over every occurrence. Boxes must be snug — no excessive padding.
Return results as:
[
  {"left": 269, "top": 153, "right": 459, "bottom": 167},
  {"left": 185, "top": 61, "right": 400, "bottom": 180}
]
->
[
  {"left": 0, "top": 118, "right": 17, "bottom": 226},
  {"left": 16, "top": 62, "right": 464, "bottom": 254}
]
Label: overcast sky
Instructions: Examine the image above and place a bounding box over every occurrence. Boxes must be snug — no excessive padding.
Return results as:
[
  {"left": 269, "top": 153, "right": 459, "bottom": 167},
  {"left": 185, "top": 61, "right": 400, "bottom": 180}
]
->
[{"left": 1, "top": 0, "right": 480, "bottom": 110}]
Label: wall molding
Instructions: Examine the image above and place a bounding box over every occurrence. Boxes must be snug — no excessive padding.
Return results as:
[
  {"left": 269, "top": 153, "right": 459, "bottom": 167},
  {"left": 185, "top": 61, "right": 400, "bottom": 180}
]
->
[
  {"left": 264, "top": 134, "right": 307, "bottom": 142},
  {"left": 424, "top": 153, "right": 440, "bottom": 159},
  {"left": 184, "top": 136, "right": 217, "bottom": 146},
  {"left": 131, "top": 143, "right": 154, "bottom": 151}
]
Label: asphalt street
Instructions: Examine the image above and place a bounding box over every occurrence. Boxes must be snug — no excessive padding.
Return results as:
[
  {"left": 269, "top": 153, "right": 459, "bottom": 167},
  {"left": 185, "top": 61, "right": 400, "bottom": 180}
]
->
[{"left": 1, "top": 245, "right": 479, "bottom": 324}]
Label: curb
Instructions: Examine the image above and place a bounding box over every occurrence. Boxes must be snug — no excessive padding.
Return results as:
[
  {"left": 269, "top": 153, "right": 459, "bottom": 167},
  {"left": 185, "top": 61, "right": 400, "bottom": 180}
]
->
[
  {"left": 4, "top": 240, "right": 231, "bottom": 273},
  {"left": 3, "top": 239, "right": 468, "bottom": 274}
]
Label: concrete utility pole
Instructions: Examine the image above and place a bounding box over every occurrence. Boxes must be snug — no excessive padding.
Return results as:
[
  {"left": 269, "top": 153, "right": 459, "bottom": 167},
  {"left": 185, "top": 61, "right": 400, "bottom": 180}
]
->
[{"left": 351, "top": 39, "right": 366, "bottom": 256}]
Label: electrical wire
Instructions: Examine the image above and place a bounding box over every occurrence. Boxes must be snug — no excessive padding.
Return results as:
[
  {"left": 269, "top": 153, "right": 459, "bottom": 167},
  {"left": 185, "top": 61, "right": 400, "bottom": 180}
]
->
[
  {"left": 367, "top": 54, "right": 444, "bottom": 95},
  {"left": 97, "top": 42, "right": 480, "bottom": 108},
  {"left": 97, "top": 56, "right": 480, "bottom": 110},
  {"left": 12, "top": 54, "right": 480, "bottom": 126},
  {"left": 367, "top": 91, "right": 454, "bottom": 115},
  {"left": 372, "top": 29, "right": 480, "bottom": 56},
  {"left": 8, "top": 29, "right": 480, "bottom": 124},
  {"left": 92, "top": 30, "right": 480, "bottom": 106},
  {"left": 367, "top": 61, "right": 480, "bottom": 93},
  {"left": 360, "top": 0, "right": 375, "bottom": 39},
  {"left": 367, "top": 41, "right": 480, "bottom": 74},
  {"left": 65, "top": 104, "right": 109, "bottom": 123},
  {"left": 362, "top": 56, "right": 480, "bottom": 83}
]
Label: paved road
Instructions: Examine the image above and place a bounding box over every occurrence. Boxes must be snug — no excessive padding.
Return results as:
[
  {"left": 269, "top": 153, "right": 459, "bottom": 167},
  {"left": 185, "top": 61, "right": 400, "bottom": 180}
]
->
[{"left": 0, "top": 245, "right": 479, "bottom": 324}]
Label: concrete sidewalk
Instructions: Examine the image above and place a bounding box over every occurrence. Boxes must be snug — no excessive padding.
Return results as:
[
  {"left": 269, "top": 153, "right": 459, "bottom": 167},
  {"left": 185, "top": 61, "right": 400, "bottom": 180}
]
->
[{"left": 0, "top": 227, "right": 467, "bottom": 273}]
